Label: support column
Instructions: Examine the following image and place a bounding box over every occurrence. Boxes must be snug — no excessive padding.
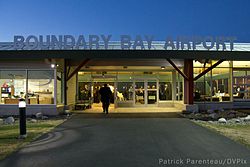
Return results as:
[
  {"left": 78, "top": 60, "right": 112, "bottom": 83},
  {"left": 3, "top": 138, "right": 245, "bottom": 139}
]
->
[
  {"left": 184, "top": 59, "right": 194, "bottom": 104},
  {"left": 229, "top": 61, "right": 233, "bottom": 102},
  {"left": 172, "top": 71, "right": 176, "bottom": 101},
  {"left": 63, "top": 59, "right": 67, "bottom": 106}
]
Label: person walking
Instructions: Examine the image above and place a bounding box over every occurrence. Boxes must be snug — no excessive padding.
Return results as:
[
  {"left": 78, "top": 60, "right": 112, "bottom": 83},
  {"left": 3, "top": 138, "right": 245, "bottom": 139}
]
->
[{"left": 99, "top": 84, "right": 112, "bottom": 114}]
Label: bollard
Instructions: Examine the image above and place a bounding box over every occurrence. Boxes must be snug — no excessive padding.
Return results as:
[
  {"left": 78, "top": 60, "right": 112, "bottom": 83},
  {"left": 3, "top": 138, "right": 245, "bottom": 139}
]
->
[{"left": 19, "top": 98, "right": 27, "bottom": 139}]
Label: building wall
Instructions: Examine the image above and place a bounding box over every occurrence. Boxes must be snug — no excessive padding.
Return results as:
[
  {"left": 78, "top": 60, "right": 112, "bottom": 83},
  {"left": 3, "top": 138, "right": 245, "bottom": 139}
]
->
[
  {"left": 67, "top": 68, "right": 76, "bottom": 107},
  {"left": 0, "top": 104, "right": 57, "bottom": 116}
]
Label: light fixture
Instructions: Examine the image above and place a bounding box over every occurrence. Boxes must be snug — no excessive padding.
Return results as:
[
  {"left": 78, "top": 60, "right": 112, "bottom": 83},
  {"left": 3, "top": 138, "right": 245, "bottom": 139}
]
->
[
  {"left": 102, "top": 71, "right": 106, "bottom": 77},
  {"left": 161, "top": 66, "right": 165, "bottom": 69},
  {"left": 51, "top": 64, "right": 56, "bottom": 68},
  {"left": 123, "top": 66, "right": 128, "bottom": 69}
]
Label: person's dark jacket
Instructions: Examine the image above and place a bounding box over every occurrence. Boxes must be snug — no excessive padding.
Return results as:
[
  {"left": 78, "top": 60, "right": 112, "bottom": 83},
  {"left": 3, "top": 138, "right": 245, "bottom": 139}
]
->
[{"left": 99, "top": 86, "right": 112, "bottom": 102}]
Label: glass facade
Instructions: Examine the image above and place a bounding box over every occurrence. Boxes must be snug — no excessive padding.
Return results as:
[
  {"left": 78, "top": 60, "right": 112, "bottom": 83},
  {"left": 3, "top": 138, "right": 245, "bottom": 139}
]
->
[
  {"left": 158, "top": 72, "right": 172, "bottom": 101},
  {"left": 194, "top": 61, "right": 231, "bottom": 102},
  {"left": 77, "top": 71, "right": 176, "bottom": 107},
  {"left": 28, "top": 70, "right": 55, "bottom": 104},
  {"left": 176, "top": 73, "right": 183, "bottom": 101},
  {"left": 117, "top": 82, "right": 133, "bottom": 101},
  {"left": 233, "top": 69, "right": 250, "bottom": 100},
  {"left": 0, "top": 70, "right": 26, "bottom": 104},
  {"left": 0, "top": 69, "right": 55, "bottom": 105},
  {"left": 193, "top": 60, "right": 250, "bottom": 102},
  {"left": 1, "top": 60, "right": 250, "bottom": 111}
]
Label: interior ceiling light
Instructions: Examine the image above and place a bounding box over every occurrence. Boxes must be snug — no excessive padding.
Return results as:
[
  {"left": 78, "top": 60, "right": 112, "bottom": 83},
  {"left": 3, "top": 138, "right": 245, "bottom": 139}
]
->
[
  {"left": 51, "top": 64, "right": 56, "bottom": 68},
  {"left": 161, "top": 66, "right": 165, "bottom": 69}
]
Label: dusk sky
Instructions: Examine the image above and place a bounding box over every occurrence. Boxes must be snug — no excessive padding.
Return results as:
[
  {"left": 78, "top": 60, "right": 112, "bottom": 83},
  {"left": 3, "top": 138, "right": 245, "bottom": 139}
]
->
[{"left": 0, "top": 0, "right": 250, "bottom": 42}]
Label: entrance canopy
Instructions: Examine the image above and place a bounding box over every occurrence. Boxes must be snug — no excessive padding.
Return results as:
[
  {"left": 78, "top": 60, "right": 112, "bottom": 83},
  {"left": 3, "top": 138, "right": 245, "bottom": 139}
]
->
[{"left": 0, "top": 41, "right": 250, "bottom": 60}]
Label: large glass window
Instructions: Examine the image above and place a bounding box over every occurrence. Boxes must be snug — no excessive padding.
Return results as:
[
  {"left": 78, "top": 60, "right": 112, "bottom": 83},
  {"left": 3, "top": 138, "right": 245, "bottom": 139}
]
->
[
  {"left": 78, "top": 82, "right": 91, "bottom": 101},
  {"left": 176, "top": 73, "right": 183, "bottom": 101},
  {"left": 211, "top": 68, "right": 230, "bottom": 101},
  {"left": 194, "top": 61, "right": 231, "bottom": 102},
  {"left": 0, "top": 70, "right": 26, "bottom": 104},
  {"left": 158, "top": 72, "right": 172, "bottom": 101},
  {"left": 194, "top": 66, "right": 212, "bottom": 102},
  {"left": 233, "top": 70, "right": 250, "bottom": 100},
  {"left": 135, "top": 81, "right": 145, "bottom": 105},
  {"left": 28, "top": 70, "right": 55, "bottom": 104},
  {"left": 159, "top": 82, "right": 172, "bottom": 100},
  {"left": 117, "top": 82, "right": 133, "bottom": 101},
  {"left": 117, "top": 72, "right": 134, "bottom": 102}
]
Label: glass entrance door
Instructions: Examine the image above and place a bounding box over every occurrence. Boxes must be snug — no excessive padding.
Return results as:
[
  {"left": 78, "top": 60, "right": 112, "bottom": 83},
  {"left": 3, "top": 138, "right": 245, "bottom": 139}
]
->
[
  {"left": 135, "top": 81, "right": 145, "bottom": 105},
  {"left": 134, "top": 79, "right": 158, "bottom": 106},
  {"left": 147, "top": 80, "right": 158, "bottom": 105},
  {"left": 91, "top": 76, "right": 116, "bottom": 105}
]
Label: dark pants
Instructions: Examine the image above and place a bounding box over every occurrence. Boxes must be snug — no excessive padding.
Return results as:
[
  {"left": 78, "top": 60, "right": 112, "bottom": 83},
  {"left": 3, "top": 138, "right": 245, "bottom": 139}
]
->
[{"left": 102, "top": 100, "right": 110, "bottom": 113}]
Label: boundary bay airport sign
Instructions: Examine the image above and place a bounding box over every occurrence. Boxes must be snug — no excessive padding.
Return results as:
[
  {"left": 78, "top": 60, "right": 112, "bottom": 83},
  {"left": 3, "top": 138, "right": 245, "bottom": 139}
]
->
[{"left": 12, "top": 35, "right": 236, "bottom": 51}]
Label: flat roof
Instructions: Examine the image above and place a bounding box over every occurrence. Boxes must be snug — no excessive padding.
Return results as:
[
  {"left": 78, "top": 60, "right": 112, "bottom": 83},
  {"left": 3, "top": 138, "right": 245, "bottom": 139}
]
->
[
  {"left": 0, "top": 41, "right": 250, "bottom": 60},
  {"left": 1, "top": 41, "right": 250, "bottom": 51}
]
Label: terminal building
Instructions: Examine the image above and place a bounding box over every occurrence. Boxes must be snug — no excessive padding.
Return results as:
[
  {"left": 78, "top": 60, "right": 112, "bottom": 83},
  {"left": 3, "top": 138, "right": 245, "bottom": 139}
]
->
[{"left": 0, "top": 35, "right": 250, "bottom": 115}]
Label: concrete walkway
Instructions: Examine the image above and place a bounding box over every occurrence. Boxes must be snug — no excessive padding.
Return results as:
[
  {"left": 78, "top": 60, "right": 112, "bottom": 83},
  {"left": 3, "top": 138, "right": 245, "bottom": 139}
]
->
[
  {"left": 0, "top": 114, "right": 250, "bottom": 167},
  {"left": 78, "top": 104, "right": 181, "bottom": 113}
]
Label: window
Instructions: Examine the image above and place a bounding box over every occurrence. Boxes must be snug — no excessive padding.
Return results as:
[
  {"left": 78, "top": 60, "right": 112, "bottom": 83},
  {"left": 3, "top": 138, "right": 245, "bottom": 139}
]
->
[
  {"left": 176, "top": 73, "right": 183, "bottom": 101},
  {"left": 0, "top": 70, "right": 26, "bottom": 104},
  {"left": 194, "top": 69, "right": 211, "bottom": 102},
  {"left": 117, "top": 82, "right": 133, "bottom": 101},
  {"left": 78, "top": 82, "right": 91, "bottom": 101},
  {"left": 159, "top": 82, "right": 172, "bottom": 100},
  {"left": 212, "top": 68, "right": 230, "bottom": 101},
  {"left": 194, "top": 61, "right": 231, "bottom": 102},
  {"left": 233, "top": 70, "right": 250, "bottom": 100},
  {"left": 158, "top": 72, "right": 172, "bottom": 101},
  {"left": 28, "top": 70, "right": 55, "bottom": 104}
]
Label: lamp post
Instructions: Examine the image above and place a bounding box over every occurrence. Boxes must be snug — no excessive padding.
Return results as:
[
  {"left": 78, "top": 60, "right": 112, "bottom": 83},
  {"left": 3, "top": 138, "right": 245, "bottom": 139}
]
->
[{"left": 19, "top": 98, "right": 27, "bottom": 139}]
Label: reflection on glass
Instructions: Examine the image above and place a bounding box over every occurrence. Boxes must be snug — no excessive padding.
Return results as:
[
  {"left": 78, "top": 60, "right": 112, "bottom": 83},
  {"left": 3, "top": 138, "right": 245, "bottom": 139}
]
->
[
  {"left": 135, "top": 82, "right": 144, "bottom": 104},
  {"left": 78, "top": 82, "right": 91, "bottom": 101},
  {"left": 117, "top": 82, "right": 133, "bottom": 101},
  {"left": 28, "top": 70, "right": 54, "bottom": 104},
  {"left": 176, "top": 82, "right": 183, "bottom": 101},
  {"left": 92, "top": 82, "right": 114, "bottom": 104},
  {"left": 148, "top": 90, "right": 157, "bottom": 104},
  {"left": 194, "top": 75, "right": 211, "bottom": 102},
  {"left": 194, "top": 67, "right": 230, "bottom": 102},
  {"left": 148, "top": 81, "right": 157, "bottom": 89},
  {"left": 159, "top": 82, "right": 172, "bottom": 100},
  {"left": 176, "top": 73, "right": 183, "bottom": 101},
  {"left": 0, "top": 70, "right": 26, "bottom": 104},
  {"left": 233, "top": 70, "right": 250, "bottom": 100}
]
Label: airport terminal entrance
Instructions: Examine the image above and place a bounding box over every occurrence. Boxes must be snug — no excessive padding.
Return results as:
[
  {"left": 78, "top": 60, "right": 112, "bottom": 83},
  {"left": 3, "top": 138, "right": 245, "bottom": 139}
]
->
[
  {"left": 77, "top": 70, "right": 181, "bottom": 111},
  {"left": 78, "top": 74, "right": 116, "bottom": 111},
  {"left": 134, "top": 79, "right": 158, "bottom": 106}
]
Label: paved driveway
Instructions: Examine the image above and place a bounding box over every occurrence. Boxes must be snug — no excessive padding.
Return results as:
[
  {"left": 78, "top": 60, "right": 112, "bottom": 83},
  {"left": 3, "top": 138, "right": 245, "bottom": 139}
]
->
[{"left": 0, "top": 114, "right": 250, "bottom": 167}]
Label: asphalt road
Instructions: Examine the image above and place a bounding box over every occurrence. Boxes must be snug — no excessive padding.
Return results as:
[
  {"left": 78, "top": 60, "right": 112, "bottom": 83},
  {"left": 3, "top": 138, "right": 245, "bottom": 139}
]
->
[{"left": 0, "top": 114, "right": 250, "bottom": 167}]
